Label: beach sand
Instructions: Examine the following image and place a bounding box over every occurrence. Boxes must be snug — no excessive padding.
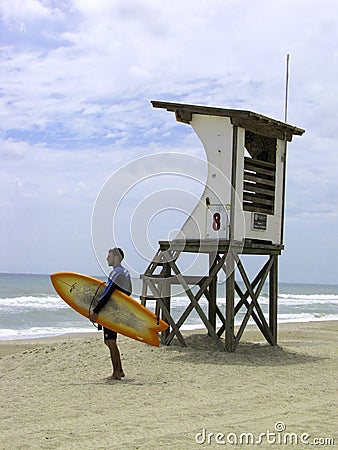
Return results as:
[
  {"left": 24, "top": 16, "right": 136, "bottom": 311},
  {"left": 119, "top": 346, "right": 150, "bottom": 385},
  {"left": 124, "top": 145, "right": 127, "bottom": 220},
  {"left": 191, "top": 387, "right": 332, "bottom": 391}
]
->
[{"left": 0, "top": 321, "right": 337, "bottom": 449}]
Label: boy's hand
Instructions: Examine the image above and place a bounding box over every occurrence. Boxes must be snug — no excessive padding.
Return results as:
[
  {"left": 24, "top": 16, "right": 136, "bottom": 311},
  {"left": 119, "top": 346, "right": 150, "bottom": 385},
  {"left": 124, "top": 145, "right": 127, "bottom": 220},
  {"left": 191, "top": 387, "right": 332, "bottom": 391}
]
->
[{"left": 89, "top": 312, "right": 98, "bottom": 322}]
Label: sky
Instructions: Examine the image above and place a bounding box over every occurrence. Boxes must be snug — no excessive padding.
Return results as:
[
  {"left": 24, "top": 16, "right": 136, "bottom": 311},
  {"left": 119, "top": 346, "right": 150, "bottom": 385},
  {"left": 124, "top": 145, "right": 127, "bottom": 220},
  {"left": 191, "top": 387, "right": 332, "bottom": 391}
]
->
[{"left": 1, "top": 0, "right": 337, "bottom": 285}]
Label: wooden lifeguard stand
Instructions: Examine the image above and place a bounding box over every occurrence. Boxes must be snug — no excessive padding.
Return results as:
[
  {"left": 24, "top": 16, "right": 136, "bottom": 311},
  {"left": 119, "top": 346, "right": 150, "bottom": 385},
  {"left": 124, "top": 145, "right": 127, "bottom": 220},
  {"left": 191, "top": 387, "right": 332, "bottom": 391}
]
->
[{"left": 141, "top": 101, "right": 304, "bottom": 351}]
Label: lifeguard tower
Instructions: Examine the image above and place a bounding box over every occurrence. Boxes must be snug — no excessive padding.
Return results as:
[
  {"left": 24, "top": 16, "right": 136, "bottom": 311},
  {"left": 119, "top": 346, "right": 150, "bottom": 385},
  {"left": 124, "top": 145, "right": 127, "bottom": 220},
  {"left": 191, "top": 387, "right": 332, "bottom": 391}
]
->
[{"left": 141, "top": 101, "right": 304, "bottom": 351}]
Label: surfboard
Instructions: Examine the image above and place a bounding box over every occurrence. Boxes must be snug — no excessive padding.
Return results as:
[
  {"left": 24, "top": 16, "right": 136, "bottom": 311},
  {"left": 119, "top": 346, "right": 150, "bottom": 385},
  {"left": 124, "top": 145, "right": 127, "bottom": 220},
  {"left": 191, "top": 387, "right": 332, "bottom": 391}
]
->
[{"left": 50, "top": 272, "right": 168, "bottom": 347}]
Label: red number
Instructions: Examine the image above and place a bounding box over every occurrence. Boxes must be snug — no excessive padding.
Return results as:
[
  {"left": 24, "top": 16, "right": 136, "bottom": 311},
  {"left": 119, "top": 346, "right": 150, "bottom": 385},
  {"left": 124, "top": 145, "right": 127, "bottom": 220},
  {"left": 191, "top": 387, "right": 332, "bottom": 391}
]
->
[{"left": 212, "top": 212, "right": 221, "bottom": 231}]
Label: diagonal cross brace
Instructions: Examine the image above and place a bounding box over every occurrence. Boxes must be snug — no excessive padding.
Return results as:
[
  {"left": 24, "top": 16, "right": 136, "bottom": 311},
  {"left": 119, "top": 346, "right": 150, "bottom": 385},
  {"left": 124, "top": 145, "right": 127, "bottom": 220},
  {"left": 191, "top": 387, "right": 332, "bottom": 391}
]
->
[
  {"left": 235, "top": 257, "right": 275, "bottom": 345},
  {"left": 145, "top": 277, "right": 186, "bottom": 347},
  {"left": 202, "top": 281, "right": 226, "bottom": 328},
  {"left": 168, "top": 252, "right": 228, "bottom": 337},
  {"left": 216, "top": 255, "right": 275, "bottom": 346},
  {"left": 162, "top": 250, "right": 226, "bottom": 350}
]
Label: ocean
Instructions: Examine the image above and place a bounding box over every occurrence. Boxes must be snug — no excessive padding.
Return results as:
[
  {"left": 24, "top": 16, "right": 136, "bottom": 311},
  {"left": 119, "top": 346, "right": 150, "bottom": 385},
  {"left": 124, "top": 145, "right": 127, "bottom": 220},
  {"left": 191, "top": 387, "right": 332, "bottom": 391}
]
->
[{"left": 0, "top": 273, "right": 337, "bottom": 340}]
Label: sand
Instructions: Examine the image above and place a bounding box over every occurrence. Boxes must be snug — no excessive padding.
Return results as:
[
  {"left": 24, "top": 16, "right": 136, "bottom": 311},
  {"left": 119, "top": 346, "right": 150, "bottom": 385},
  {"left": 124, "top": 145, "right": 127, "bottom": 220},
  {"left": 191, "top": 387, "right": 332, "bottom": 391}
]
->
[{"left": 0, "top": 321, "right": 337, "bottom": 449}]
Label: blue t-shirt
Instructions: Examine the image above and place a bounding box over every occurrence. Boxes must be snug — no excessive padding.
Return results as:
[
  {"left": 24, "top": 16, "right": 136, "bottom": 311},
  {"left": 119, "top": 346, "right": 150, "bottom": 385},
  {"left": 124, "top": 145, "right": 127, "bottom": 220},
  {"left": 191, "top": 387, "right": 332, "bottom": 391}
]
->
[{"left": 93, "top": 264, "right": 132, "bottom": 314}]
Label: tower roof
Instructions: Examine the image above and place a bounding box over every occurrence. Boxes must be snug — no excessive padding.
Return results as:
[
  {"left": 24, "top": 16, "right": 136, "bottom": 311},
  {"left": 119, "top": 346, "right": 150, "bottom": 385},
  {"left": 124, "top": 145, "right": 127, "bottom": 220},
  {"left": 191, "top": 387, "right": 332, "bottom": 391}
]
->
[{"left": 151, "top": 100, "right": 305, "bottom": 142}]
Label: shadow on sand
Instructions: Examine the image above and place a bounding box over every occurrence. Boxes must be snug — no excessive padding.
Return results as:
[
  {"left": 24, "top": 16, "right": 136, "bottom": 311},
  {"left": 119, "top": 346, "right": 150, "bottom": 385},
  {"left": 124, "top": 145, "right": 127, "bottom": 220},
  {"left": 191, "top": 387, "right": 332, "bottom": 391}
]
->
[{"left": 161, "top": 332, "right": 325, "bottom": 367}]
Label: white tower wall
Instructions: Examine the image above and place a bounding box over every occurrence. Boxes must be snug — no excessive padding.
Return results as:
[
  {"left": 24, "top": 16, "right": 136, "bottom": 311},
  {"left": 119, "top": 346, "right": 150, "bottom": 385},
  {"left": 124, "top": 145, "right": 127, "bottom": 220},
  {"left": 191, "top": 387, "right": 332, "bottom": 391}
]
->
[{"left": 179, "top": 114, "right": 234, "bottom": 240}]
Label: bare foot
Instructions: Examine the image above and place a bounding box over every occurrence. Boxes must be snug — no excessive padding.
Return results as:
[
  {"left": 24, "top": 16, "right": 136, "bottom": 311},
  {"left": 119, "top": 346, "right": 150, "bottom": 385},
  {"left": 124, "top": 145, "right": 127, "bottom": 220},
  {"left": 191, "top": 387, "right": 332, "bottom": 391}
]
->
[
  {"left": 112, "top": 371, "right": 122, "bottom": 380},
  {"left": 104, "top": 370, "right": 125, "bottom": 381},
  {"left": 104, "top": 374, "right": 120, "bottom": 381}
]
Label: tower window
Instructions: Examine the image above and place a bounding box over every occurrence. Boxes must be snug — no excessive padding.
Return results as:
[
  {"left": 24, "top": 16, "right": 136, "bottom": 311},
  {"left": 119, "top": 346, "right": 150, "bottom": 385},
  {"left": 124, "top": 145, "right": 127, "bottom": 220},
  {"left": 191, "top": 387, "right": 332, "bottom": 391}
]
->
[{"left": 243, "top": 131, "right": 276, "bottom": 215}]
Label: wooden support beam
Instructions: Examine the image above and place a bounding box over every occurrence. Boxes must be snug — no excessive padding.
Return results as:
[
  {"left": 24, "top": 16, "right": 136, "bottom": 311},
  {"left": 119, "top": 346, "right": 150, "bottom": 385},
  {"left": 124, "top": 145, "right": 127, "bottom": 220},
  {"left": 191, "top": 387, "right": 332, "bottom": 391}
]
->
[
  {"left": 165, "top": 253, "right": 227, "bottom": 344},
  {"left": 234, "top": 297, "right": 256, "bottom": 348},
  {"left": 140, "top": 274, "right": 207, "bottom": 284},
  {"left": 269, "top": 255, "right": 278, "bottom": 345},
  {"left": 163, "top": 250, "right": 224, "bottom": 350},
  {"left": 225, "top": 251, "right": 235, "bottom": 352},
  {"left": 236, "top": 258, "right": 274, "bottom": 345},
  {"left": 234, "top": 279, "right": 272, "bottom": 343},
  {"left": 145, "top": 277, "right": 186, "bottom": 347},
  {"left": 140, "top": 277, "right": 148, "bottom": 307},
  {"left": 159, "top": 239, "right": 284, "bottom": 255},
  {"left": 217, "top": 256, "right": 276, "bottom": 348},
  {"left": 225, "top": 122, "right": 237, "bottom": 352},
  {"left": 208, "top": 252, "right": 217, "bottom": 332},
  {"left": 203, "top": 287, "right": 226, "bottom": 331},
  {"left": 161, "top": 261, "right": 171, "bottom": 344},
  {"left": 140, "top": 240, "right": 281, "bottom": 352},
  {"left": 234, "top": 259, "right": 270, "bottom": 307}
]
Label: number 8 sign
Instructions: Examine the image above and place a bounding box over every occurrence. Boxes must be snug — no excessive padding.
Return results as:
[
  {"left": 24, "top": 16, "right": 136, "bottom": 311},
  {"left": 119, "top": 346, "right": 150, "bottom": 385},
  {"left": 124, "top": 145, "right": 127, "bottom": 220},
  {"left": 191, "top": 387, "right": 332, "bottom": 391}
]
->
[
  {"left": 207, "top": 205, "right": 229, "bottom": 238},
  {"left": 212, "top": 212, "right": 221, "bottom": 231}
]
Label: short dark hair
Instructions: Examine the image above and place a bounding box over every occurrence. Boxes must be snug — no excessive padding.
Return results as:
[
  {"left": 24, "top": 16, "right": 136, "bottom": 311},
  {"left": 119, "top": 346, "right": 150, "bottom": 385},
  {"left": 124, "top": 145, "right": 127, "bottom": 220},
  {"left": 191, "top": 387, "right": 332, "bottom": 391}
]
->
[{"left": 109, "top": 247, "right": 124, "bottom": 261}]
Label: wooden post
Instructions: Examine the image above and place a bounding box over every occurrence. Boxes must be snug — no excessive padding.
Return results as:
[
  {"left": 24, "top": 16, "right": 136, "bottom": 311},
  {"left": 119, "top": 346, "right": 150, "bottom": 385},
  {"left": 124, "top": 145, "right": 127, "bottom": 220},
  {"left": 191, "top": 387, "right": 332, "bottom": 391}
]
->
[
  {"left": 269, "top": 255, "right": 278, "bottom": 345},
  {"left": 224, "top": 124, "right": 238, "bottom": 352},
  {"left": 161, "top": 262, "right": 171, "bottom": 344},
  {"left": 208, "top": 252, "right": 217, "bottom": 332},
  {"left": 225, "top": 250, "right": 235, "bottom": 352},
  {"left": 140, "top": 279, "right": 147, "bottom": 307}
]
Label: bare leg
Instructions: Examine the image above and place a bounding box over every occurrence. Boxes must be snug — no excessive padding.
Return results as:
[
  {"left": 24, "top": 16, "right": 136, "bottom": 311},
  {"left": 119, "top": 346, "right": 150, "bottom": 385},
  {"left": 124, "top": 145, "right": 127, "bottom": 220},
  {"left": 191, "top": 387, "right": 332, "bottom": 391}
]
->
[{"left": 104, "top": 339, "right": 125, "bottom": 380}]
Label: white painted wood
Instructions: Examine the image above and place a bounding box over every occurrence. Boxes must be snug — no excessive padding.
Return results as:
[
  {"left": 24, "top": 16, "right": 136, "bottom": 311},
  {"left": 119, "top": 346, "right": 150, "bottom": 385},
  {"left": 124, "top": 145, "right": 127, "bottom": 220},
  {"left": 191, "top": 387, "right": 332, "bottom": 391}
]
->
[
  {"left": 179, "top": 114, "right": 233, "bottom": 240},
  {"left": 177, "top": 113, "right": 286, "bottom": 244}
]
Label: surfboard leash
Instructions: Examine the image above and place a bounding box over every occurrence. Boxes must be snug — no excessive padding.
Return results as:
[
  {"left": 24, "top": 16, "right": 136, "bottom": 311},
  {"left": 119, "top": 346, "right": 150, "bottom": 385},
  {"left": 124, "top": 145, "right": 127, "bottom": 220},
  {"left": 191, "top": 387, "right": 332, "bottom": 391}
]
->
[{"left": 88, "top": 282, "right": 106, "bottom": 330}]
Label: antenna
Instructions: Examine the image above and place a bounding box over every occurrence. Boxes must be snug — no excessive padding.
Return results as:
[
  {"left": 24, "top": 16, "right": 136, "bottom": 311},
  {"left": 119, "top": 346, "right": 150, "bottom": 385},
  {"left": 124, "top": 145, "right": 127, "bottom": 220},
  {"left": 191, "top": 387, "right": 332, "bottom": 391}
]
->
[
  {"left": 281, "top": 53, "right": 290, "bottom": 245},
  {"left": 284, "top": 53, "right": 290, "bottom": 123}
]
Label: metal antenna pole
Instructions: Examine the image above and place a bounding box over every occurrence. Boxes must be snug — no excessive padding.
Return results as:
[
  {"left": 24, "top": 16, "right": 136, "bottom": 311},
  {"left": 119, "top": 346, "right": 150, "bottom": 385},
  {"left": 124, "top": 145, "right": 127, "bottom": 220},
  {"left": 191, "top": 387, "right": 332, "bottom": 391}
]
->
[
  {"left": 280, "top": 53, "right": 290, "bottom": 245},
  {"left": 284, "top": 53, "right": 290, "bottom": 123}
]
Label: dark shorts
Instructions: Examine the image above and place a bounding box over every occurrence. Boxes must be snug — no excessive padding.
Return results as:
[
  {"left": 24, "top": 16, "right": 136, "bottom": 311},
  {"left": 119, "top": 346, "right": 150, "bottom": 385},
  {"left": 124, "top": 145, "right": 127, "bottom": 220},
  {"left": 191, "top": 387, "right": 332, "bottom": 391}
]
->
[{"left": 103, "top": 327, "right": 117, "bottom": 341}]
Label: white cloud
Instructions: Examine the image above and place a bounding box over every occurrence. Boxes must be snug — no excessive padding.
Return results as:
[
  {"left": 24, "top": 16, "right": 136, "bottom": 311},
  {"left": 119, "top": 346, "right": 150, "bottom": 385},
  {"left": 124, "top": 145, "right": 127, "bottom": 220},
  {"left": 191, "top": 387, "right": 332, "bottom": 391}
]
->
[
  {"left": 0, "top": 0, "right": 337, "bottom": 281},
  {"left": 1, "top": 0, "right": 56, "bottom": 24}
]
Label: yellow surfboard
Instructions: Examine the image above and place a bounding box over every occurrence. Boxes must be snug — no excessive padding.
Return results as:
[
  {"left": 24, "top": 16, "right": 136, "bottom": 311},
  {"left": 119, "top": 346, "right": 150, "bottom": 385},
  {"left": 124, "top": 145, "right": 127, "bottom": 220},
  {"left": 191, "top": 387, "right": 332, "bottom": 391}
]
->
[{"left": 50, "top": 272, "right": 168, "bottom": 347}]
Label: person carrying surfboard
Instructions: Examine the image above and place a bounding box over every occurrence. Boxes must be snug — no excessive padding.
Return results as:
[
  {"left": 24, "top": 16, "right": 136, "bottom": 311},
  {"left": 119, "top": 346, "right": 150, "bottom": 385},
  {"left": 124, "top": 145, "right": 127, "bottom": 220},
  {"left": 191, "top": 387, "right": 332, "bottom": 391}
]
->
[{"left": 89, "top": 247, "right": 132, "bottom": 381}]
